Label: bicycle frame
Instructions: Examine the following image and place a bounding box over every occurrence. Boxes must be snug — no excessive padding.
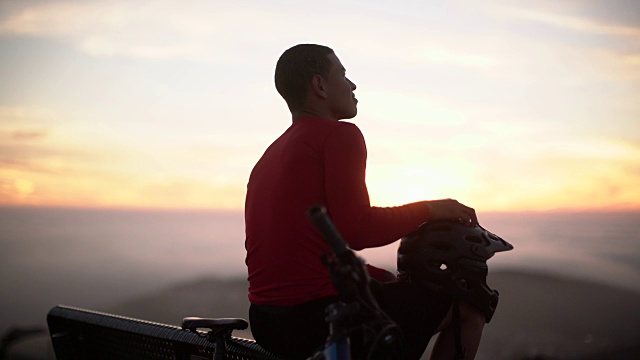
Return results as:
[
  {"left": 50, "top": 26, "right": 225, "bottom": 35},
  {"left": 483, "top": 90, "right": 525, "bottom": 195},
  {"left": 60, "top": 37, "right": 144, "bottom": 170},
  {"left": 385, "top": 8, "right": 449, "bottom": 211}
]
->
[{"left": 307, "top": 205, "right": 404, "bottom": 360}]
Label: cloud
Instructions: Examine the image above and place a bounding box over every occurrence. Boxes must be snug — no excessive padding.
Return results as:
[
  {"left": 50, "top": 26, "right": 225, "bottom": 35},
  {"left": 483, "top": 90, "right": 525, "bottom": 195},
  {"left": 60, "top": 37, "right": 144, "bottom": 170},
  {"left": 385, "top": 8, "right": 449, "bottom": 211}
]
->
[
  {"left": 0, "top": 108, "right": 61, "bottom": 175},
  {"left": 0, "top": 0, "right": 502, "bottom": 70},
  {"left": 0, "top": 0, "right": 331, "bottom": 64},
  {"left": 467, "top": 136, "right": 640, "bottom": 211},
  {"left": 498, "top": 5, "right": 640, "bottom": 39},
  {"left": 0, "top": 106, "right": 58, "bottom": 124},
  {"left": 410, "top": 46, "right": 498, "bottom": 69},
  {"left": 0, "top": 1, "right": 240, "bottom": 63},
  {"left": 624, "top": 55, "right": 640, "bottom": 66},
  {"left": 10, "top": 129, "right": 48, "bottom": 141},
  {"left": 0, "top": 1, "right": 109, "bottom": 37},
  {"left": 136, "top": 179, "right": 245, "bottom": 209},
  {"left": 0, "top": 103, "right": 254, "bottom": 208}
]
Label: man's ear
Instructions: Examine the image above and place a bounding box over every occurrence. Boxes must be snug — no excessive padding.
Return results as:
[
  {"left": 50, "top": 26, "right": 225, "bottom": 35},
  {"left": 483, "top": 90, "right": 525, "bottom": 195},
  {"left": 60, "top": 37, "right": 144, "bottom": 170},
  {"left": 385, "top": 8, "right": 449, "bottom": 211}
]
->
[{"left": 310, "top": 75, "right": 328, "bottom": 99}]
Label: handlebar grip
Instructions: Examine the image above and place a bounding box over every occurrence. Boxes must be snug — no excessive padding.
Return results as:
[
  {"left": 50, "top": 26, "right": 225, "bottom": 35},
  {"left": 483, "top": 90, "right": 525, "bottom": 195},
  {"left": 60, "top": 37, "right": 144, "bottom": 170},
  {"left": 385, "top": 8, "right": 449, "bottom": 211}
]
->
[{"left": 307, "top": 205, "right": 349, "bottom": 256}]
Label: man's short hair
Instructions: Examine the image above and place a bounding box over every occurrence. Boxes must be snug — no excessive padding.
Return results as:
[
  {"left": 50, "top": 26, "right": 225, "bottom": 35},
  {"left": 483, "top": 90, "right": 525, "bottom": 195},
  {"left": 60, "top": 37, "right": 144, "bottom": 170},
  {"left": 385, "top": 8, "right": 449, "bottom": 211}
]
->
[{"left": 274, "top": 44, "right": 334, "bottom": 110}]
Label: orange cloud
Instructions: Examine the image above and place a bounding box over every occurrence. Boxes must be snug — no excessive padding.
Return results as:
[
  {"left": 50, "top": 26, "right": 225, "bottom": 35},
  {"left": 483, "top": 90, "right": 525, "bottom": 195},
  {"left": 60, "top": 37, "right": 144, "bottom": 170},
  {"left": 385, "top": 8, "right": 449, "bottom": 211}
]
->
[{"left": 10, "top": 129, "right": 48, "bottom": 141}]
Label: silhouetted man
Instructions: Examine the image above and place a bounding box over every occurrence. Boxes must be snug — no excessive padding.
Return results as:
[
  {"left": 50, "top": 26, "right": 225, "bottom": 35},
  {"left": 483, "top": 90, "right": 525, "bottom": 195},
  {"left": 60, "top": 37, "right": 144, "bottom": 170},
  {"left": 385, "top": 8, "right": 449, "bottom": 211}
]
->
[{"left": 245, "top": 44, "right": 485, "bottom": 360}]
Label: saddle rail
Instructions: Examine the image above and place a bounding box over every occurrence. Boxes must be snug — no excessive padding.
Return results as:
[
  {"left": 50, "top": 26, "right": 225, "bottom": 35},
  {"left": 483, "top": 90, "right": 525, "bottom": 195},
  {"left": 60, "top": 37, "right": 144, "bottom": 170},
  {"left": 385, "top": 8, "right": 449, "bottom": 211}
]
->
[{"left": 47, "top": 305, "right": 280, "bottom": 360}]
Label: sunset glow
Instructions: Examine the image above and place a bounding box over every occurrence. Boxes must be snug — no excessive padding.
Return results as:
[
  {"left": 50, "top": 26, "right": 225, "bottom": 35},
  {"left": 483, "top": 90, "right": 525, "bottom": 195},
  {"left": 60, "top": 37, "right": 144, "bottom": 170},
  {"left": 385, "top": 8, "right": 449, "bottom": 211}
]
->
[{"left": 1, "top": 0, "right": 638, "bottom": 211}]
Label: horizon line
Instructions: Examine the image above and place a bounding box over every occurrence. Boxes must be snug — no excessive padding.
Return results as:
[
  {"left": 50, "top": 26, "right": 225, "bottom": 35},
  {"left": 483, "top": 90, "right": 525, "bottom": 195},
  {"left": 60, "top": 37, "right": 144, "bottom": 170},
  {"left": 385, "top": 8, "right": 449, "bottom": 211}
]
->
[{"left": 1, "top": 203, "right": 639, "bottom": 214}]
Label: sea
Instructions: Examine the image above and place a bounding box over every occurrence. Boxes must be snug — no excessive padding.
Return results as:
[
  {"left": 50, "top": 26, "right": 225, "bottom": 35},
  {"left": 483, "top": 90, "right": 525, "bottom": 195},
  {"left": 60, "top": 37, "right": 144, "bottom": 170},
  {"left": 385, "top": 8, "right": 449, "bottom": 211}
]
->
[{"left": 0, "top": 206, "right": 639, "bottom": 334}]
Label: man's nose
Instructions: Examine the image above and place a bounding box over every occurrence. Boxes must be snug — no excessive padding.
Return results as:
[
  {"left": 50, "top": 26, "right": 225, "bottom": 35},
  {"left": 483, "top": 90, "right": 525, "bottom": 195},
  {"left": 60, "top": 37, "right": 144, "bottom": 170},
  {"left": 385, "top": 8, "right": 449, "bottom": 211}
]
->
[{"left": 348, "top": 78, "right": 356, "bottom": 90}]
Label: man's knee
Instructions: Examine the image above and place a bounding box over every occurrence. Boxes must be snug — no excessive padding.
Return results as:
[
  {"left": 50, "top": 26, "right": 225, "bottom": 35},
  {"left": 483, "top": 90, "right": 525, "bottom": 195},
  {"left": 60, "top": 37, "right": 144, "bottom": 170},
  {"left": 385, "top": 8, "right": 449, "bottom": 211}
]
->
[{"left": 437, "top": 301, "right": 485, "bottom": 333}]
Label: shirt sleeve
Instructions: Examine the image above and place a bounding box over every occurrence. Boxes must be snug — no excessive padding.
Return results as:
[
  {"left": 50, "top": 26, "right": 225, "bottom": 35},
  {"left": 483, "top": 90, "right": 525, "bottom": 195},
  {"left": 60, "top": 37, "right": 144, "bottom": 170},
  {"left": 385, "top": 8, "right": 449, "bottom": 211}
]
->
[
  {"left": 323, "top": 122, "right": 430, "bottom": 250},
  {"left": 366, "top": 264, "right": 397, "bottom": 282}
]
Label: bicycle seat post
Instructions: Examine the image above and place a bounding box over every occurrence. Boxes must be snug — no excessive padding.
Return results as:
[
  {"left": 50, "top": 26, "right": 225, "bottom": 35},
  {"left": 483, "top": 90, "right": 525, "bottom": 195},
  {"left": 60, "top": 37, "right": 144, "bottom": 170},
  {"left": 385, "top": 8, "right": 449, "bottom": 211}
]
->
[
  {"left": 209, "top": 330, "right": 228, "bottom": 360},
  {"left": 181, "top": 317, "right": 248, "bottom": 360}
]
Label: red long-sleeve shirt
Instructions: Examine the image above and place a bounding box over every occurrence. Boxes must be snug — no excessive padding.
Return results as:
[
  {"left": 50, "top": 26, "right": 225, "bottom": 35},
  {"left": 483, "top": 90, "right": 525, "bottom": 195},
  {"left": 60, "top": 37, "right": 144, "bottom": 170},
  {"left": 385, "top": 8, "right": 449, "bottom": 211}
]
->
[{"left": 245, "top": 117, "right": 430, "bottom": 305}]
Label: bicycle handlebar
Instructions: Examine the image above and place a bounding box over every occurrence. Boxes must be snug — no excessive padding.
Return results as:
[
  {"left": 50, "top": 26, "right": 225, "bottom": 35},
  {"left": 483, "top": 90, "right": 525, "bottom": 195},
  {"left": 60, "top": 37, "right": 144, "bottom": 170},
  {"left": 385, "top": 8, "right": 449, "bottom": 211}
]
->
[
  {"left": 307, "top": 205, "right": 349, "bottom": 257},
  {"left": 307, "top": 204, "right": 405, "bottom": 360}
]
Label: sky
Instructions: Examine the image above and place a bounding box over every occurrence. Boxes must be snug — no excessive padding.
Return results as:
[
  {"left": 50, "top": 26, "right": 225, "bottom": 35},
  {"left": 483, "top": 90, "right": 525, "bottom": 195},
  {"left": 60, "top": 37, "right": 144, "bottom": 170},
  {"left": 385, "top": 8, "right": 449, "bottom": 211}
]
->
[{"left": 0, "top": 0, "right": 639, "bottom": 212}]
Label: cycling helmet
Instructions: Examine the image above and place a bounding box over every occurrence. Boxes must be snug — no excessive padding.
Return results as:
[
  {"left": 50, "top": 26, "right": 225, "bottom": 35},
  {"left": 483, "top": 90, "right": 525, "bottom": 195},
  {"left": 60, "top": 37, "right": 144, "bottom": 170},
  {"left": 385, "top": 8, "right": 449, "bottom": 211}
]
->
[{"left": 397, "top": 221, "right": 513, "bottom": 322}]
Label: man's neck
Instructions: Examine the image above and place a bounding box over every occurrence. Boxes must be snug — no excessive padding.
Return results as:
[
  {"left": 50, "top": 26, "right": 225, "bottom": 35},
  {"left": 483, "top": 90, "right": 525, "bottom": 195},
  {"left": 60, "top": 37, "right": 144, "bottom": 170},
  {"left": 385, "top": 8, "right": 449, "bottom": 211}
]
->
[{"left": 290, "top": 108, "right": 338, "bottom": 122}]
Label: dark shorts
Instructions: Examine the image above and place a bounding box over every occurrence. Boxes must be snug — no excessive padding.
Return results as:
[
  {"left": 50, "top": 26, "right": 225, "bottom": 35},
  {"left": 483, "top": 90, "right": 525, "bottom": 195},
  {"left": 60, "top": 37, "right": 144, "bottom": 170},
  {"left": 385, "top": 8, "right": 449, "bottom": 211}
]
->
[{"left": 249, "top": 281, "right": 452, "bottom": 360}]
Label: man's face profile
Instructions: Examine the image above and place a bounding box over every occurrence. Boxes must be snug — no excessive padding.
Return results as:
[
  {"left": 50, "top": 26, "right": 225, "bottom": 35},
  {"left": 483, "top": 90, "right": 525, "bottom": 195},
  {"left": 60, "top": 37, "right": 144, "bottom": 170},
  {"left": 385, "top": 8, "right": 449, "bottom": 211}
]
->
[{"left": 324, "top": 53, "right": 358, "bottom": 120}]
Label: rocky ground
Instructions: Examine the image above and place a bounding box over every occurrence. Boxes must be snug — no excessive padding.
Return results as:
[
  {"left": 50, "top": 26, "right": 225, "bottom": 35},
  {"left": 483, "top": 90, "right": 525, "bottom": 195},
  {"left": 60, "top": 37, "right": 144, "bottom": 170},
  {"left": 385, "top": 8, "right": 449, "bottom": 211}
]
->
[{"left": 4, "top": 270, "right": 640, "bottom": 359}]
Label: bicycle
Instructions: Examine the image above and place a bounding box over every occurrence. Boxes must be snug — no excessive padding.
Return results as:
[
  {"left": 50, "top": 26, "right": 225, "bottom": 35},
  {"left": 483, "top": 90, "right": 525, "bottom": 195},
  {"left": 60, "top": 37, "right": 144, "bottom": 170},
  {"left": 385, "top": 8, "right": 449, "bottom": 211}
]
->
[{"left": 181, "top": 205, "right": 404, "bottom": 360}]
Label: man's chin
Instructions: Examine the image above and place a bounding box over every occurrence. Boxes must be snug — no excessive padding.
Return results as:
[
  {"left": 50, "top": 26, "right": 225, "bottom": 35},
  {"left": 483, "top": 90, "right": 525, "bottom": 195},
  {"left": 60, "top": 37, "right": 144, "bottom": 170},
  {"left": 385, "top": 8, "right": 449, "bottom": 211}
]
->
[{"left": 344, "top": 108, "right": 358, "bottom": 120}]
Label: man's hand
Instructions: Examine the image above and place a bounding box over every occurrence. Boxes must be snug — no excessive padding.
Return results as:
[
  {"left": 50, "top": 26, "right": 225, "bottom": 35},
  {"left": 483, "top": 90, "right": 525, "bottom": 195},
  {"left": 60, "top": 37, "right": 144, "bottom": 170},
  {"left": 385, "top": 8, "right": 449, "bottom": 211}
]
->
[{"left": 426, "top": 199, "right": 478, "bottom": 226}]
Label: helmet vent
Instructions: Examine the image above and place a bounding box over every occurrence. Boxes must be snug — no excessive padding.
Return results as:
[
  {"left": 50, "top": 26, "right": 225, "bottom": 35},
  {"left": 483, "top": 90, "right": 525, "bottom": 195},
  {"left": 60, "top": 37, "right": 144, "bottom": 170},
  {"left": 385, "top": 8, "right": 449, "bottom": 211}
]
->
[{"left": 427, "top": 262, "right": 449, "bottom": 271}]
